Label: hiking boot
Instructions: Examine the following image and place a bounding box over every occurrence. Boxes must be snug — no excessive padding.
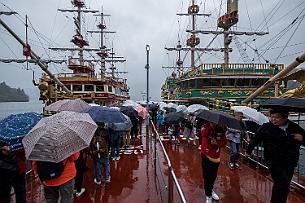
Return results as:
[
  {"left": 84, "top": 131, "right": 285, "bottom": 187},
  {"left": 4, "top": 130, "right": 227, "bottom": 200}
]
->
[
  {"left": 76, "top": 188, "right": 85, "bottom": 197},
  {"left": 206, "top": 196, "right": 212, "bottom": 203},
  {"left": 228, "top": 162, "right": 235, "bottom": 170},
  {"left": 212, "top": 190, "right": 220, "bottom": 200}
]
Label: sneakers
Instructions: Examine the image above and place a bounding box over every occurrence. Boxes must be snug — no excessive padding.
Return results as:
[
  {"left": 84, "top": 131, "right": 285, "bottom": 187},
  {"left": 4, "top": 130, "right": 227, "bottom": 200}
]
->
[
  {"left": 198, "top": 145, "right": 201, "bottom": 150},
  {"left": 116, "top": 156, "right": 120, "bottom": 161},
  {"left": 76, "top": 188, "right": 85, "bottom": 197},
  {"left": 206, "top": 196, "right": 212, "bottom": 203},
  {"left": 94, "top": 178, "right": 101, "bottom": 185},
  {"left": 235, "top": 163, "right": 240, "bottom": 169},
  {"left": 212, "top": 190, "right": 220, "bottom": 200},
  {"left": 228, "top": 162, "right": 235, "bottom": 170},
  {"left": 105, "top": 176, "right": 111, "bottom": 183}
]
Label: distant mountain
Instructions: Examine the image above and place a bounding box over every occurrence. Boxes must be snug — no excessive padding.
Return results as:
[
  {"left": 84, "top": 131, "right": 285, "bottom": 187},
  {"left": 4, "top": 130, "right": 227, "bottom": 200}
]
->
[{"left": 0, "top": 82, "right": 29, "bottom": 102}]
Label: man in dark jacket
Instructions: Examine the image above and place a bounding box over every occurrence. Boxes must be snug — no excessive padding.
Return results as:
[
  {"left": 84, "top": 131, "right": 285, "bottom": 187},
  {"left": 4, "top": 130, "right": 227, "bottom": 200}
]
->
[{"left": 247, "top": 109, "right": 305, "bottom": 203}]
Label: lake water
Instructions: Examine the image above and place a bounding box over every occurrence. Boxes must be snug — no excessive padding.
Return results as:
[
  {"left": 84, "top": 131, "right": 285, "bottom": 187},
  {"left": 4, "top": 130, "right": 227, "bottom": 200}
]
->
[{"left": 0, "top": 100, "right": 44, "bottom": 120}]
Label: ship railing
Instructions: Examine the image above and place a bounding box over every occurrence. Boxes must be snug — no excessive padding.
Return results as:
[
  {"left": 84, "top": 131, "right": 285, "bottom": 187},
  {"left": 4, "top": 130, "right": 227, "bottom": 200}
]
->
[
  {"left": 183, "top": 63, "right": 285, "bottom": 78},
  {"left": 150, "top": 120, "right": 187, "bottom": 203},
  {"left": 240, "top": 131, "right": 305, "bottom": 191}
]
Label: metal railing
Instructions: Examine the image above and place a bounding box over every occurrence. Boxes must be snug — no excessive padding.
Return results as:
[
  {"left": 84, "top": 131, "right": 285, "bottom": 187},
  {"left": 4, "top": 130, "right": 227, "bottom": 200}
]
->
[
  {"left": 150, "top": 120, "right": 187, "bottom": 203},
  {"left": 241, "top": 131, "right": 305, "bottom": 190}
]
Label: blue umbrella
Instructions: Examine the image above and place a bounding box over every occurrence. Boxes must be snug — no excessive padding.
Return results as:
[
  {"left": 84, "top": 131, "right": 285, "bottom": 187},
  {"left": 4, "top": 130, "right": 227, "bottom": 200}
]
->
[
  {"left": 0, "top": 112, "right": 43, "bottom": 150},
  {"left": 82, "top": 106, "right": 127, "bottom": 124}
]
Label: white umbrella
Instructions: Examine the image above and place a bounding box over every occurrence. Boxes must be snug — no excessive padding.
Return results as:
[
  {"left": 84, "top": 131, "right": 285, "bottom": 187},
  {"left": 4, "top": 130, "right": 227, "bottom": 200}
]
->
[
  {"left": 176, "top": 105, "right": 187, "bottom": 113},
  {"left": 187, "top": 104, "right": 209, "bottom": 113},
  {"left": 231, "top": 106, "right": 269, "bottom": 125},
  {"left": 45, "top": 99, "right": 90, "bottom": 112},
  {"left": 22, "top": 111, "right": 97, "bottom": 163}
]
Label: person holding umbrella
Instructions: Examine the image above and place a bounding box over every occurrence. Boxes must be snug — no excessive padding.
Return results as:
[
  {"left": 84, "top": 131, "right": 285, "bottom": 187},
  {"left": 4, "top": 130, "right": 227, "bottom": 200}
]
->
[
  {"left": 247, "top": 108, "right": 305, "bottom": 203},
  {"left": 201, "top": 122, "right": 227, "bottom": 203},
  {"left": 226, "top": 112, "right": 244, "bottom": 169}
]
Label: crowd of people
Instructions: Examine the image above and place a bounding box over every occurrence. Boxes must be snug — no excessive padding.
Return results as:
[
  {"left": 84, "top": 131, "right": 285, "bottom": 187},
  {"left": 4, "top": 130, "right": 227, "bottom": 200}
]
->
[
  {"left": 0, "top": 109, "right": 143, "bottom": 203},
  {"left": 154, "top": 107, "right": 305, "bottom": 203},
  {"left": 1, "top": 104, "right": 305, "bottom": 203}
]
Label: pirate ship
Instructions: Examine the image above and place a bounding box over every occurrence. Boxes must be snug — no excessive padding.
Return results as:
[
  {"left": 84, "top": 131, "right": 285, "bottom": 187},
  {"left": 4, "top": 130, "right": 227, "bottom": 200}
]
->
[
  {"left": 0, "top": 0, "right": 129, "bottom": 106},
  {"left": 161, "top": 0, "right": 289, "bottom": 110}
]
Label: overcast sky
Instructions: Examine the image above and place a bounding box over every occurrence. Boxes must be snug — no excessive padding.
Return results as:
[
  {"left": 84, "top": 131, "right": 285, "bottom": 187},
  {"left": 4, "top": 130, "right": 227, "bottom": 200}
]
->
[{"left": 0, "top": 0, "right": 304, "bottom": 101}]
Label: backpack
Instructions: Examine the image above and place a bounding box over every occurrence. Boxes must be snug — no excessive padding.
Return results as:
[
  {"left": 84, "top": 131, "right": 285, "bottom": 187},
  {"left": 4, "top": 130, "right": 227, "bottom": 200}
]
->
[{"left": 36, "top": 159, "right": 68, "bottom": 181}]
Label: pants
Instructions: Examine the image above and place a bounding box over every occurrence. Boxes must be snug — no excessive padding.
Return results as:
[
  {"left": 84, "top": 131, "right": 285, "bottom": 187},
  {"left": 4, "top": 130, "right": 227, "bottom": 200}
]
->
[
  {"left": 93, "top": 157, "right": 110, "bottom": 182},
  {"left": 201, "top": 154, "right": 220, "bottom": 197},
  {"left": 43, "top": 179, "right": 75, "bottom": 203},
  {"left": 0, "top": 171, "right": 26, "bottom": 203},
  {"left": 229, "top": 141, "right": 240, "bottom": 165},
  {"left": 110, "top": 132, "right": 121, "bottom": 158},
  {"left": 269, "top": 165, "right": 295, "bottom": 203},
  {"left": 74, "top": 169, "right": 84, "bottom": 193}
]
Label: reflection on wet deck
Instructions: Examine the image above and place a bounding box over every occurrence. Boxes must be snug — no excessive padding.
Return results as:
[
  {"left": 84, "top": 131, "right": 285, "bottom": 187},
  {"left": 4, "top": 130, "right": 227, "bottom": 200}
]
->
[{"left": 24, "top": 131, "right": 305, "bottom": 203}]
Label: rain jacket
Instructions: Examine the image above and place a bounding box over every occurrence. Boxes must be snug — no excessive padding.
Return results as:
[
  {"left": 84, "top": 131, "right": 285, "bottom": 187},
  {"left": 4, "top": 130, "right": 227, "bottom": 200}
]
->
[
  {"left": 201, "top": 123, "right": 227, "bottom": 162},
  {"left": 32, "top": 152, "right": 79, "bottom": 186},
  {"left": 247, "top": 120, "right": 305, "bottom": 167}
]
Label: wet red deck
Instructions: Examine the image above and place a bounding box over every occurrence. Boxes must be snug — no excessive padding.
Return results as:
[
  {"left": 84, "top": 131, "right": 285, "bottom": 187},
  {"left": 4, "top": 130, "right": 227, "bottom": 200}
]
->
[{"left": 24, "top": 130, "right": 305, "bottom": 203}]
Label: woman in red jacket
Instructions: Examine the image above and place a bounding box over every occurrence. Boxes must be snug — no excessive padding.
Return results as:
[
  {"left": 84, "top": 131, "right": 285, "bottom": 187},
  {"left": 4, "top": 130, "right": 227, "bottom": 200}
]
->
[{"left": 201, "top": 122, "right": 227, "bottom": 203}]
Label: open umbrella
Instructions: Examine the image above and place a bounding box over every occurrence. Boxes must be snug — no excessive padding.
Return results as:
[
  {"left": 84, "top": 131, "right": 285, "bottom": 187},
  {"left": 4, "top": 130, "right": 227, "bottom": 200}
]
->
[
  {"left": 231, "top": 106, "right": 269, "bottom": 125},
  {"left": 108, "top": 114, "right": 133, "bottom": 131},
  {"left": 82, "top": 106, "right": 127, "bottom": 124},
  {"left": 45, "top": 99, "right": 90, "bottom": 112},
  {"left": 164, "top": 111, "right": 186, "bottom": 124},
  {"left": 0, "top": 112, "right": 43, "bottom": 150},
  {"left": 120, "top": 106, "right": 138, "bottom": 121},
  {"left": 176, "top": 105, "right": 187, "bottom": 113},
  {"left": 22, "top": 111, "right": 97, "bottom": 163},
  {"left": 196, "top": 110, "right": 244, "bottom": 130},
  {"left": 259, "top": 98, "right": 305, "bottom": 113},
  {"left": 187, "top": 104, "right": 208, "bottom": 113}
]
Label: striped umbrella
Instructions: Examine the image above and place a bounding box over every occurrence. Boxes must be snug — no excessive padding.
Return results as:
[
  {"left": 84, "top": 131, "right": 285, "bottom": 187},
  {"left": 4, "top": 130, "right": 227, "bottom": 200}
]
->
[{"left": 22, "top": 111, "right": 97, "bottom": 163}]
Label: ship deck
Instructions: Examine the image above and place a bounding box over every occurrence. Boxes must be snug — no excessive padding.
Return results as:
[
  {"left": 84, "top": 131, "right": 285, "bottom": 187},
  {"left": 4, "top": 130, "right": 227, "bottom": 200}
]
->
[{"left": 23, "top": 126, "right": 305, "bottom": 203}]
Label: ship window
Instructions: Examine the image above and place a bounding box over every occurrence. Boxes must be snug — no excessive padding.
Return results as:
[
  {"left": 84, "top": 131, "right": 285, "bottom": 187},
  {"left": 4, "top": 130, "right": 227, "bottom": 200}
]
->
[
  {"left": 96, "top": 85, "right": 105, "bottom": 92},
  {"left": 236, "top": 78, "right": 249, "bottom": 87},
  {"left": 72, "top": 84, "right": 82, "bottom": 91},
  {"left": 84, "top": 85, "right": 94, "bottom": 92},
  {"left": 252, "top": 78, "right": 268, "bottom": 87},
  {"left": 65, "top": 84, "right": 71, "bottom": 91},
  {"left": 222, "top": 78, "right": 235, "bottom": 86},
  {"left": 189, "top": 79, "right": 195, "bottom": 88},
  {"left": 210, "top": 79, "right": 221, "bottom": 87},
  {"left": 108, "top": 86, "right": 113, "bottom": 92}
]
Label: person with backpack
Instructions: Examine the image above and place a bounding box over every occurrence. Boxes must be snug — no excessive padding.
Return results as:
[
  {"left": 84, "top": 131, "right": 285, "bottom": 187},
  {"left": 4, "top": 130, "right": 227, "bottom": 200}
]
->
[
  {"left": 32, "top": 151, "right": 80, "bottom": 203},
  {"left": 90, "top": 122, "right": 111, "bottom": 184}
]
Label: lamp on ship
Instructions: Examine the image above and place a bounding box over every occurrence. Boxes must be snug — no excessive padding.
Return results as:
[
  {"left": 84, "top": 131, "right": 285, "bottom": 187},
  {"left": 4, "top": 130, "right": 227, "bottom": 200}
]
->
[{"left": 145, "top": 44, "right": 150, "bottom": 135}]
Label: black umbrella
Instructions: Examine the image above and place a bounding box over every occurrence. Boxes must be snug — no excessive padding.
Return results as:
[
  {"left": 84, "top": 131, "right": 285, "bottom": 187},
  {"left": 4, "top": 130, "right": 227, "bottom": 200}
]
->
[
  {"left": 196, "top": 110, "right": 244, "bottom": 130},
  {"left": 164, "top": 107, "right": 176, "bottom": 113},
  {"left": 259, "top": 98, "right": 305, "bottom": 113},
  {"left": 164, "top": 111, "right": 186, "bottom": 124},
  {"left": 119, "top": 106, "right": 139, "bottom": 121}
]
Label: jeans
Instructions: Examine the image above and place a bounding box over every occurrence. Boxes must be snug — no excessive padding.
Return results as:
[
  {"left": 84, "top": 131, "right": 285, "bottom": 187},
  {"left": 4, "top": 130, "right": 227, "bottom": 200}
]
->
[
  {"left": 12, "top": 174, "right": 26, "bottom": 203},
  {"left": 93, "top": 157, "right": 110, "bottom": 182},
  {"left": 43, "top": 179, "right": 75, "bottom": 203},
  {"left": 110, "top": 131, "right": 122, "bottom": 158},
  {"left": 229, "top": 141, "right": 240, "bottom": 165},
  {"left": 269, "top": 165, "right": 295, "bottom": 203},
  {"left": 201, "top": 154, "right": 220, "bottom": 197}
]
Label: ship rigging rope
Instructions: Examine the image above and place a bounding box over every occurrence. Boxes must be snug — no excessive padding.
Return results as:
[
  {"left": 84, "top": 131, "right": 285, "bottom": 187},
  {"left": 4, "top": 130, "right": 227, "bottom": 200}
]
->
[
  {"left": 0, "top": 37, "right": 30, "bottom": 71},
  {"left": 273, "top": 13, "right": 305, "bottom": 64},
  {"left": 259, "top": 10, "right": 305, "bottom": 62}
]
